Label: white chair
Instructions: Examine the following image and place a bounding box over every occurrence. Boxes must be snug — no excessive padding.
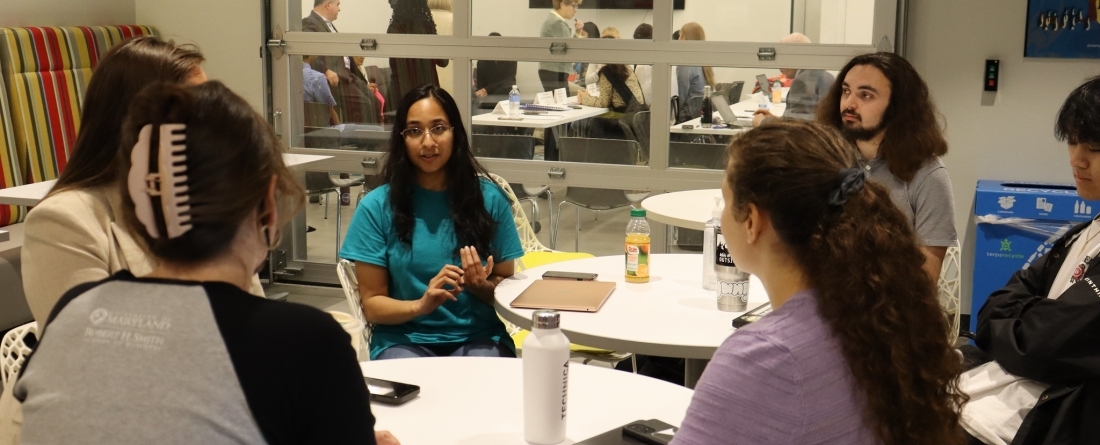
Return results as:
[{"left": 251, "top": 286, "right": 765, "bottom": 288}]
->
[
  {"left": 336, "top": 260, "right": 372, "bottom": 361},
  {"left": 938, "top": 246, "right": 962, "bottom": 342},
  {"left": 487, "top": 173, "right": 636, "bottom": 372},
  {"left": 1, "top": 322, "right": 37, "bottom": 388}
]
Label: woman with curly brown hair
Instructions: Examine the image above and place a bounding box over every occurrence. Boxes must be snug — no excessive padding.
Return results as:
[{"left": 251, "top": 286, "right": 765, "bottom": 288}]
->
[{"left": 671, "top": 120, "right": 966, "bottom": 445}]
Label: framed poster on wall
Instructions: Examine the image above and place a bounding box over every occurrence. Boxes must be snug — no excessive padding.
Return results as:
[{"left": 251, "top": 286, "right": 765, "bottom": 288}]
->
[{"left": 1025, "top": 0, "right": 1100, "bottom": 59}]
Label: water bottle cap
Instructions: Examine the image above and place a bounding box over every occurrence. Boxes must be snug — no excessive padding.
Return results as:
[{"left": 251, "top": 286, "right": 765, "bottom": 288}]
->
[
  {"left": 712, "top": 196, "right": 724, "bottom": 218},
  {"left": 532, "top": 310, "right": 560, "bottom": 329},
  {"left": 630, "top": 208, "right": 646, "bottom": 218},
  {"left": 512, "top": 85, "right": 518, "bottom": 89}
]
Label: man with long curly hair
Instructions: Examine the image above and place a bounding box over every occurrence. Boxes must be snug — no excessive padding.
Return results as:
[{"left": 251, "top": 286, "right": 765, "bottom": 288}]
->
[
  {"left": 816, "top": 52, "right": 956, "bottom": 282},
  {"left": 960, "top": 75, "right": 1100, "bottom": 445}
]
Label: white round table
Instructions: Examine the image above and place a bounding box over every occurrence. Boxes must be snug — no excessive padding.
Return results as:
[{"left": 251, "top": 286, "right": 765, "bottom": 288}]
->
[
  {"left": 495, "top": 254, "right": 768, "bottom": 386},
  {"left": 640, "top": 189, "right": 722, "bottom": 231},
  {"left": 360, "top": 357, "right": 693, "bottom": 444}
]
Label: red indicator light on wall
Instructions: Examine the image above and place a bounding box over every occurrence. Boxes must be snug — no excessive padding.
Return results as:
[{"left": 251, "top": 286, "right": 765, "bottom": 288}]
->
[{"left": 984, "top": 59, "right": 1000, "bottom": 92}]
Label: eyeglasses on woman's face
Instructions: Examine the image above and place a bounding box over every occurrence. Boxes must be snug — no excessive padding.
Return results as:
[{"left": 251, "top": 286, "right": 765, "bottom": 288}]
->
[{"left": 400, "top": 124, "right": 453, "bottom": 141}]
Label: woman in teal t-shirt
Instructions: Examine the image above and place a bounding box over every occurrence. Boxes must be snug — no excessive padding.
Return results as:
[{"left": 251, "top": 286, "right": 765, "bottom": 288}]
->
[{"left": 340, "top": 84, "right": 524, "bottom": 360}]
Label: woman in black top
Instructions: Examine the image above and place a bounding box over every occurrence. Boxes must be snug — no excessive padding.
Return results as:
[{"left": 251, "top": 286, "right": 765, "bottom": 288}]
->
[{"left": 15, "top": 81, "right": 398, "bottom": 445}]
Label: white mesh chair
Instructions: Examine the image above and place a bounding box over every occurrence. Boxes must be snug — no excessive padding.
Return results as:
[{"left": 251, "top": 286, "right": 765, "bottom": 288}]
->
[
  {"left": 1, "top": 322, "right": 37, "bottom": 388},
  {"left": 938, "top": 246, "right": 962, "bottom": 341},
  {"left": 336, "top": 260, "right": 373, "bottom": 361},
  {"left": 487, "top": 173, "right": 636, "bottom": 371}
]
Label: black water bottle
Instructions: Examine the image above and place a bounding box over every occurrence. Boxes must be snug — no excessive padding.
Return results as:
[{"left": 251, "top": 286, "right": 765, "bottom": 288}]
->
[{"left": 701, "top": 85, "right": 713, "bottom": 128}]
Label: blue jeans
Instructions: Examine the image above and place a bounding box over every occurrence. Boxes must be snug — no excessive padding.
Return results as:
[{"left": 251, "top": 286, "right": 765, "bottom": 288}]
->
[{"left": 375, "top": 340, "right": 516, "bottom": 360}]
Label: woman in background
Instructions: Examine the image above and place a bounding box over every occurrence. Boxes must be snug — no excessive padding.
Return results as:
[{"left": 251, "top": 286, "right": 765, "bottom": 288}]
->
[
  {"left": 17, "top": 80, "right": 398, "bottom": 445},
  {"left": 19, "top": 37, "right": 269, "bottom": 327},
  {"left": 671, "top": 121, "right": 965, "bottom": 445},
  {"left": 387, "top": 0, "right": 449, "bottom": 100},
  {"left": 675, "top": 22, "right": 715, "bottom": 114},
  {"left": 342, "top": 84, "right": 523, "bottom": 360}
]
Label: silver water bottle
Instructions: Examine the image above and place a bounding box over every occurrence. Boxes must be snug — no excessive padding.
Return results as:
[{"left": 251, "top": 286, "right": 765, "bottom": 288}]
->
[{"left": 714, "top": 225, "right": 750, "bottom": 311}]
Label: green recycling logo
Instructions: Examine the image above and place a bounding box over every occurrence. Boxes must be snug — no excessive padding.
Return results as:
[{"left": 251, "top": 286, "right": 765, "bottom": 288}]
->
[{"left": 1000, "top": 239, "right": 1012, "bottom": 252}]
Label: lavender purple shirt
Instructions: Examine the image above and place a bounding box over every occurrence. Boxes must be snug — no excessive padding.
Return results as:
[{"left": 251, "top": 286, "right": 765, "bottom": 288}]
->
[{"left": 671, "top": 290, "right": 876, "bottom": 445}]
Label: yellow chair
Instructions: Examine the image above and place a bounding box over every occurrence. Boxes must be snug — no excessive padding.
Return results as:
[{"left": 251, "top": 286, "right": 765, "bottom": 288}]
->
[{"left": 487, "top": 173, "right": 636, "bottom": 372}]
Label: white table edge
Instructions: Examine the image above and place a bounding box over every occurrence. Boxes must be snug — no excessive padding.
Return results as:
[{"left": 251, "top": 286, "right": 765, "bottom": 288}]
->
[
  {"left": 0, "top": 230, "right": 8, "bottom": 243},
  {"left": 495, "top": 299, "right": 718, "bottom": 360}
]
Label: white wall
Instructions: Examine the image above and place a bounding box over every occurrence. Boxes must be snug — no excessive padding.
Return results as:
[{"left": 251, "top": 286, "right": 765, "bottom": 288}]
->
[
  {"left": 906, "top": 0, "right": 1100, "bottom": 315},
  {"left": 136, "top": 0, "right": 264, "bottom": 112},
  {"left": 0, "top": 0, "right": 135, "bottom": 27}
]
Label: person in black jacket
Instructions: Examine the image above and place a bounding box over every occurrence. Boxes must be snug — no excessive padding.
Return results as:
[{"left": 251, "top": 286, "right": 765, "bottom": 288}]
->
[
  {"left": 960, "top": 75, "right": 1100, "bottom": 445},
  {"left": 473, "top": 33, "right": 517, "bottom": 108}
]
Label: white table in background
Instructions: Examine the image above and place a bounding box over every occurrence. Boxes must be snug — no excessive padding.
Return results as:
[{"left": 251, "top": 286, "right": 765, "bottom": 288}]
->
[
  {"left": 494, "top": 254, "right": 768, "bottom": 387},
  {"left": 471, "top": 105, "right": 609, "bottom": 130},
  {"left": 641, "top": 189, "right": 721, "bottom": 231},
  {"left": 671, "top": 93, "right": 787, "bottom": 135},
  {"left": 0, "top": 153, "right": 333, "bottom": 207},
  {"left": 360, "top": 357, "right": 692, "bottom": 445}
]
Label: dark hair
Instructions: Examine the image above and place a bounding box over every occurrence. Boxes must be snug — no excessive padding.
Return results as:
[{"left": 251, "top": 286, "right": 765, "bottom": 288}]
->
[
  {"left": 1055, "top": 74, "right": 1100, "bottom": 146},
  {"left": 389, "top": 0, "right": 435, "bottom": 26},
  {"left": 633, "top": 23, "right": 652, "bottom": 39},
  {"left": 582, "top": 22, "right": 600, "bottom": 39},
  {"left": 313, "top": 0, "right": 329, "bottom": 7},
  {"left": 671, "top": 30, "right": 680, "bottom": 40},
  {"left": 817, "top": 52, "right": 947, "bottom": 183},
  {"left": 117, "top": 81, "right": 304, "bottom": 263},
  {"left": 49, "top": 37, "right": 203, "bottom": 197},
  {"left": 726, "top": 120, "right": 966, "bottom": 445},
  {"left": 597, "top": 64, "right": 631, "bottom": 85},
  {"left": 383, "top": 84, "right": 496, "bottom": 255}
]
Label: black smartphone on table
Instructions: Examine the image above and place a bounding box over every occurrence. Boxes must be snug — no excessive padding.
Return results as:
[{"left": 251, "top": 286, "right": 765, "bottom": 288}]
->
[
  {"left": 364, "top": 377, "right": 420, "bottom": 405},
  {"left": 542, "top": 271, "right": 598, "bottom": 281},
  {"left": 576, "top": 419, "right": 678, "bottom": 444},
  {"left": 732, "top": 302, "right": 773, "bottom": 328}
]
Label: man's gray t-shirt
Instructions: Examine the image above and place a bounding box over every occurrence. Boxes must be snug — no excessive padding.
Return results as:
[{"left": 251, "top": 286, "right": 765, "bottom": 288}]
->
[{"left": 861, "top": 156, "right": 957, "bottom": 247}]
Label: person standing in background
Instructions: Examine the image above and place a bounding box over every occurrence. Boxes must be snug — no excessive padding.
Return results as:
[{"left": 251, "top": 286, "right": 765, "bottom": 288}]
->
[
  {"left": 387, "top": 0, "right": 449, "bottom": 100},
  {"left": 538, "top": 0, "right": 584, "bottom": 92},
  {"left": 428, "top": 0, "right": 453, "bottom": 91}
]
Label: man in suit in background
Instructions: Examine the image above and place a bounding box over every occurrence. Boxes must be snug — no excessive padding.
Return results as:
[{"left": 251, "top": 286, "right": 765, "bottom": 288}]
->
[
  {"left": 303, "top": 0, "right": 379, "bottom": 126},
  {"left": 303, "top": 0, "right": 379, "bottom": 205}
]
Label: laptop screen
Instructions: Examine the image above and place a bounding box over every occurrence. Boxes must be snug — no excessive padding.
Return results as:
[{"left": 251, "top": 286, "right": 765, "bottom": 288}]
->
[
  {"left": 710, "top": 95, "right": 736, "bottom": 123},
  {"left": 756, "top": 74, "right": 771, "bottom": 96}
]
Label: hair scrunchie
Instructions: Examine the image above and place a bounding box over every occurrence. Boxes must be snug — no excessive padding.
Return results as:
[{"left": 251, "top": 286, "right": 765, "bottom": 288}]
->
[{"left": 827, "top": 167, "right": 866, "bottom": 208}]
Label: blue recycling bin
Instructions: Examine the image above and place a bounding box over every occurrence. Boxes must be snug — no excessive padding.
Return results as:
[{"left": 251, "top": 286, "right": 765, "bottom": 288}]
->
[{"left": 971, "top": 180, "right": 1100, "bottom": 332}]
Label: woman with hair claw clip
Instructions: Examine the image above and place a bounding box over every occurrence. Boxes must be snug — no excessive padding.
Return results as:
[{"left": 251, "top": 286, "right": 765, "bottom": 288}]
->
[{"left": 13, "top": 81, "right": 399, "bottom": 445}]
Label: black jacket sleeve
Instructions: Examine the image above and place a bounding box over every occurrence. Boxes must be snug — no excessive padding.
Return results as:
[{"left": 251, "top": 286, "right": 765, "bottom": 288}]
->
[
  {"left": 976, "top": 226, "right": 1100, "bottom": 384},
  {"left": 208, "top": 283, "right": 376, "bottom": 445}
]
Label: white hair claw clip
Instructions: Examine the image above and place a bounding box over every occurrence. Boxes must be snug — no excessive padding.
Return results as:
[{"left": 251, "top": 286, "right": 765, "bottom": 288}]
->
[{"left": 126, "top": 123, "right": 193, "bottom": 239}]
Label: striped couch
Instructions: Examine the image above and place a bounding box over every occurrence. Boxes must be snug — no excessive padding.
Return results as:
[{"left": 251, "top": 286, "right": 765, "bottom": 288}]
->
[{"left": 0, "top": 25, "right": 155, "bottom": 331}]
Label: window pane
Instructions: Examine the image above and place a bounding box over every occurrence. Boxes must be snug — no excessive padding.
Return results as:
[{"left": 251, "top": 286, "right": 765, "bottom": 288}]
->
[
  {"left": 294, "top": 0, "right": 454, "bottom": 35},
  {"left": 295, "top": 56, "right": 456, "bottom": 150},
  {"left": 671, "top": 0, "right": 874, "bottom": 45},
  {"left": 473, "top": 0, "right": 653, "bottom": 40},
  {"left": 470, "top": 60, "right": 653, "bottom": 166},
  {"left": 669, "top": 64, "right": 842, "bottom": 169}
]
